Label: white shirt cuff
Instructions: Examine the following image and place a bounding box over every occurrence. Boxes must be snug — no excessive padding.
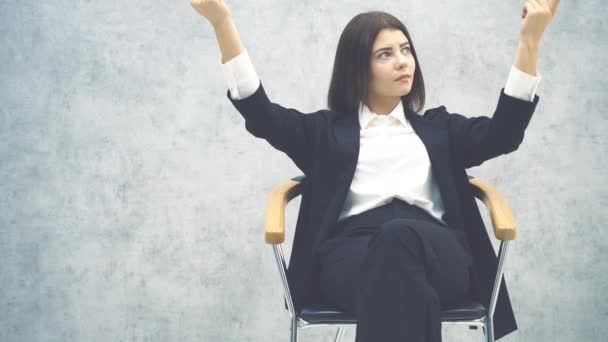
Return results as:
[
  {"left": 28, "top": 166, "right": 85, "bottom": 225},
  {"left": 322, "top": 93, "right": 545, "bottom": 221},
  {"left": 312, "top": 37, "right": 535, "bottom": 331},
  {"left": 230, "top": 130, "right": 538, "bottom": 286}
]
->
[
  {"left": 504, "top": 64, "right": 542, "bottom": 102},
  {"left": 220, "top": 48, "right": 261, "bottom": 100}
]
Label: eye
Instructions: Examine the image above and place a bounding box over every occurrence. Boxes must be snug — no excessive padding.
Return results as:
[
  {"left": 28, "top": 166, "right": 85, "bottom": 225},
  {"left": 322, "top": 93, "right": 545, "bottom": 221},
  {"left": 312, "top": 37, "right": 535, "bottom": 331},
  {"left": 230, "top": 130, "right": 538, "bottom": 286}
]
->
[{"left": 379, "top": 47, "right": 411, "bottom": 59}]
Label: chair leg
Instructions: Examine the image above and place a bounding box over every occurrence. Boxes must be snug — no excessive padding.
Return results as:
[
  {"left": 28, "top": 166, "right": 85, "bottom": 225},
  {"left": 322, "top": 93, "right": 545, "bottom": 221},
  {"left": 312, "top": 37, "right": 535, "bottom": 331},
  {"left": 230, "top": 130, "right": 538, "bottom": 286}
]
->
[
  {"left": 333, "top": 326, "right": 346, "bottom": 342},
  {"left": 290, "top": 318, "right": 298, "bottom": 342},
  {"left": 485, "top": 316, "right": 495, "bottom": 342}
]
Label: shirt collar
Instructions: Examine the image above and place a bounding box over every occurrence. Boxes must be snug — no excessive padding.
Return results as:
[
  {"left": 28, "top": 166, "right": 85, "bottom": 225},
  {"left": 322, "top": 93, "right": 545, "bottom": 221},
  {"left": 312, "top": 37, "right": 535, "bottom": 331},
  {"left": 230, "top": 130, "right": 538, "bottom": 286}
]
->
[{"left": 358, "top": 100, "right": 410, "bottom": 129}]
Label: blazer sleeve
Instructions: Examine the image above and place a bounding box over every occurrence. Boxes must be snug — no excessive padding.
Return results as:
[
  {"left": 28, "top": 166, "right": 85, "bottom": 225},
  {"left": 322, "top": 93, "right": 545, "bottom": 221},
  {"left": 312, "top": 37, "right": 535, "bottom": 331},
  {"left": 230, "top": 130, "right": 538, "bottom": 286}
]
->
[
  {"left": 435, "top": 87, "right": 540, "bottom": 169},
  {"left": 226, "top": 80, "right": 323, "bottom": 175}
]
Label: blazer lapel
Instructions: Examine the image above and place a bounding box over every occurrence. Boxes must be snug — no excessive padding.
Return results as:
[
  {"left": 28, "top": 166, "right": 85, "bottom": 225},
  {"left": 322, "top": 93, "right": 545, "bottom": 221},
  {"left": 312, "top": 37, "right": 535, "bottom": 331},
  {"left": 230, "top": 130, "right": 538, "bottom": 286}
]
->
[
  {"left": 328, "top": 113, "right": 360, "bottom": 213},
  {"left": 333, "top": 113, "right": 360, "bottom": 183},
  {"left": 311, "top": 113, "right": 360, "bottom": 248},
  {"left": 405, "top": 108, "right": 462, "bottom": 227}
]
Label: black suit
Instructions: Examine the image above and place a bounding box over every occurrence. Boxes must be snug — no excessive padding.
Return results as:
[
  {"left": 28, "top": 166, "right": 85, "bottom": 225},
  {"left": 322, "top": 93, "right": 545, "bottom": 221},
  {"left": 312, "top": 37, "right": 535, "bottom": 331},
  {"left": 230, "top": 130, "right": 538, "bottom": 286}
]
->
[{"left": 227, "top": 82, "right": 539, "bottom": 340}]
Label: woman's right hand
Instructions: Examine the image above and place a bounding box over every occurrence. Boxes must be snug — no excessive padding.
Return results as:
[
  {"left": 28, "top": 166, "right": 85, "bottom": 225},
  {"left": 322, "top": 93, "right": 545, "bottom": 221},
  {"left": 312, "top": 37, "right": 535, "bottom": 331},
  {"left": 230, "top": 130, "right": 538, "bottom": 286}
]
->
[{"left": 190, "top": 0, "right": 232, "bottom": 28}]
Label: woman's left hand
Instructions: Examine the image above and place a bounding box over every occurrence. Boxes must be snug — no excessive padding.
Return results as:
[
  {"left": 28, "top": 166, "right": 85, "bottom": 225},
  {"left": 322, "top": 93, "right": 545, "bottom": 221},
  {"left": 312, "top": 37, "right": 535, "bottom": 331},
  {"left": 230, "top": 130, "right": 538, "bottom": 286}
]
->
[{"left": 520, "top": 0, "right": 560, "bottom": 45}]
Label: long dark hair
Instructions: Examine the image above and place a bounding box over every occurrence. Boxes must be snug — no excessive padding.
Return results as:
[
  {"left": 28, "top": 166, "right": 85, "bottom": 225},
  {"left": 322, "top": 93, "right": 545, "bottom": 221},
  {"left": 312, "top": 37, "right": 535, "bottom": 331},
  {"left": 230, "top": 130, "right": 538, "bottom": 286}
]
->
[{"left": 327, "top": 11, "right": 426, "bottom": 116}]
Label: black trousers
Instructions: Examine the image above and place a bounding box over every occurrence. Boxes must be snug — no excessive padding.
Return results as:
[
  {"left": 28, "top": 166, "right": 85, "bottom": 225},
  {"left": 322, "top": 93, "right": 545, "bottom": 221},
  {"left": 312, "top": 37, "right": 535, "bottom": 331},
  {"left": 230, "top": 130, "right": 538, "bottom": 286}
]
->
[{"left": 317, "top": 198, "right": 475, "bottom": 342}]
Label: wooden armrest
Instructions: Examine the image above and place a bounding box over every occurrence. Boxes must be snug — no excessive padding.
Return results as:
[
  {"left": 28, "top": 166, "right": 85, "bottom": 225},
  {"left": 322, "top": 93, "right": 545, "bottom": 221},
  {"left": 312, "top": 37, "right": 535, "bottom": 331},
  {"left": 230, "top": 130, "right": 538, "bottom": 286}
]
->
[
  {"left": 264, "top": 177, "right": 516, "bottom": 243},
  {"left": 265, "top": 179, "right": 304, "bottom": 244},
  {"left": 468, "top": 178, "right": 516, "bottom": 241}
]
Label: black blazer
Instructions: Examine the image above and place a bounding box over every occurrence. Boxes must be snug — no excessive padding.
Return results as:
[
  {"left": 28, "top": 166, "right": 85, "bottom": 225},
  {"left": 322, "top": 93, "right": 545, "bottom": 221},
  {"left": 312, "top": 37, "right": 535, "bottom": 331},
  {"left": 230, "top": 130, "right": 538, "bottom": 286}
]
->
[{"left": 227, "top": 81, "right": 539, "bottom": 340}]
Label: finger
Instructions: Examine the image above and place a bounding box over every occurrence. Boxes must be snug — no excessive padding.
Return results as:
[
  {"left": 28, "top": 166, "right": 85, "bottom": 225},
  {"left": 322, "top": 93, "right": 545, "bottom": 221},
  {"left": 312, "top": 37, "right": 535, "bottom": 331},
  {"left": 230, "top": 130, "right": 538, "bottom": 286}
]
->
[
  {"left": 522, "top": 1, "right": 537, "bottom": 18},
  {"left": 528, "top": 0, "right": 540, "bottom": 11},
  {"left": 532, "top": 0, "right": 544, "bottom": 6},
  {"left": 533, "top": 0, "right": 550, "bottom": 14},
  {"left": 548, "top": 0, "right": 560, "bottom": 15}
]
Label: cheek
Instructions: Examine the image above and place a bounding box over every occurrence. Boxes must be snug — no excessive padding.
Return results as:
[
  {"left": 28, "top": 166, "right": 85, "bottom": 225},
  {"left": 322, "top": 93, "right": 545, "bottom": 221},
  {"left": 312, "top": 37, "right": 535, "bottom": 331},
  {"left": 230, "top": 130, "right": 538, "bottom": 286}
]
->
[
  {"left": 370, "top": 63, "right": 402, "bottom": 88},
  {"left": 371, "top": 65, "right": 392, "bottom": 83}
]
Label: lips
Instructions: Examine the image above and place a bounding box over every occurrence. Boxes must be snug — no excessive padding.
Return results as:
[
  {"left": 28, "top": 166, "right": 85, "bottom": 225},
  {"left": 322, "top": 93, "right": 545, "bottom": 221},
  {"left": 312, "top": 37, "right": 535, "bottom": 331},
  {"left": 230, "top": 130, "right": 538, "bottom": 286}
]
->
[{"left": 395, "top": 74, "right": 411, "bottom": 81}]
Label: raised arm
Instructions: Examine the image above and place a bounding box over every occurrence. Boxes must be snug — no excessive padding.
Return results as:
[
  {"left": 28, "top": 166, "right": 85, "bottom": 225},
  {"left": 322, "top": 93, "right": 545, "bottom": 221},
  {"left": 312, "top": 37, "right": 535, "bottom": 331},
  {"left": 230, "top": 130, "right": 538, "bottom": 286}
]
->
[
  {"left": 190, "top": 0, "right": 244, "bottom": 63},
  {"left": 437, "top": 1, "right": 560, "bottom": 168},
  {"left": 190, "top": 0, "right": 324, "bottom": 175},
  {"left": 516, "top": 0, "right": 561, "bottom": 75}
]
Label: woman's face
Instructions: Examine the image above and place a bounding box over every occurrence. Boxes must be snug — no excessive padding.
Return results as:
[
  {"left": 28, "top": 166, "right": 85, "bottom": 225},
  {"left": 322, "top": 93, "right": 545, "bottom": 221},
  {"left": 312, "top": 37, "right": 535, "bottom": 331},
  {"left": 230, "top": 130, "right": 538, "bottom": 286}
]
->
[{"left": 367, "top": 28, "right": 416, "bottom": 111}]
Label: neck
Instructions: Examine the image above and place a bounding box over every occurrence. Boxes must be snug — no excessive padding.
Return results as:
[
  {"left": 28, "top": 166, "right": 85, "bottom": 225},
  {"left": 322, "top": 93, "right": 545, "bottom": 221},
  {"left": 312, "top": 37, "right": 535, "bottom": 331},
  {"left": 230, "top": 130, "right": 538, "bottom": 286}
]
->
[{"left": 367, "top": 96, "right": 401, "bottom": 115}]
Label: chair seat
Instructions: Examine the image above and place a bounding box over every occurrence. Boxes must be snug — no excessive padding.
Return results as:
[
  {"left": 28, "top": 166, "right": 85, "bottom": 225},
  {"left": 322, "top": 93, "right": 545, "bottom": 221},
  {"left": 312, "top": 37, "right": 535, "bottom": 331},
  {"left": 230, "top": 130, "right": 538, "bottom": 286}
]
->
[{"left": 299, "top": 301, "right": 487, "bottom": 324}]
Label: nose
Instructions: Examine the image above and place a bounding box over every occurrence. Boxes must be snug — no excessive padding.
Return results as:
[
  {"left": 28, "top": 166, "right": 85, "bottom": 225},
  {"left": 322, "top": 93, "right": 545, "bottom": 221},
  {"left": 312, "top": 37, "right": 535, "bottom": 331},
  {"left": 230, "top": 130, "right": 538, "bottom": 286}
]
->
[{"left": 395, "top": 53, "right": 409, "bottom": 70}]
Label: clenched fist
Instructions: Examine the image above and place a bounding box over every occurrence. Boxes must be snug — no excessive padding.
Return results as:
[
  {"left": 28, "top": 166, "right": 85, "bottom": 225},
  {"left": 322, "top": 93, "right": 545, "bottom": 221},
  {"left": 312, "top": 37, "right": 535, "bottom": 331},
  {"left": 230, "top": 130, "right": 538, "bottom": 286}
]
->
[
  {"left": 520, "top": 0, "right": 560, "bottom": 44},
  {"left": 190, "top": 0, "right": 232, "bottom": 27}
]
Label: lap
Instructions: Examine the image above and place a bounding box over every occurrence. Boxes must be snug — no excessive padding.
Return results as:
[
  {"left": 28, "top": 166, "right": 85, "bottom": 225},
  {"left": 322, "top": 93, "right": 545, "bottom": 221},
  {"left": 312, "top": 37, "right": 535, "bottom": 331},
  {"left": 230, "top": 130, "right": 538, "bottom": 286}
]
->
[{"left": 318, "top": 217, "right": 474, "bottom": 313}]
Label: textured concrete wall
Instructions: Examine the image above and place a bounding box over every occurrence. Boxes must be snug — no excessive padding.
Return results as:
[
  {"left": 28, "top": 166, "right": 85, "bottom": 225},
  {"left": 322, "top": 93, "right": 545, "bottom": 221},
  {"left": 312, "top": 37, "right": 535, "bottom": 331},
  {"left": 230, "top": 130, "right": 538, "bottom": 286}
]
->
[{"left": 1, "top": 1, "right": 606, "bottom": 341}]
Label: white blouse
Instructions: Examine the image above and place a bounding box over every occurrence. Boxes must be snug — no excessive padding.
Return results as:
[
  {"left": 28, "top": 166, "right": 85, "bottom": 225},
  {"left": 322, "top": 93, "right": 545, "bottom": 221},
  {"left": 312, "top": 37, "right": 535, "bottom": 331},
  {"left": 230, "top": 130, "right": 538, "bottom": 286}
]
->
[{"left": 221, "top": 49, "right": 542, "bottom": 224}]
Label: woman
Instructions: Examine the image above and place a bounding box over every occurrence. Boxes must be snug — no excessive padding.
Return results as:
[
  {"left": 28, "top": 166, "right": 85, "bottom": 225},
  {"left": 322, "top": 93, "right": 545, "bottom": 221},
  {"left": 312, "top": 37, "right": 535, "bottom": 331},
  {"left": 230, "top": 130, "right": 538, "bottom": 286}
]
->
[{"left": 191, "top": 1, "right": 560, "bottom": 341}]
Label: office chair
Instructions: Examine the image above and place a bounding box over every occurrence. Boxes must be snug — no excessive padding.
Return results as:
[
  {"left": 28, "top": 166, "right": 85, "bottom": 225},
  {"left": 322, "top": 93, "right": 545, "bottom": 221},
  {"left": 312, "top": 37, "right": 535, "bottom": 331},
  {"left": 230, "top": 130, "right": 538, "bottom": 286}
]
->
[{"left": 265, "top": 174, "right": 515, "bottom": 342}]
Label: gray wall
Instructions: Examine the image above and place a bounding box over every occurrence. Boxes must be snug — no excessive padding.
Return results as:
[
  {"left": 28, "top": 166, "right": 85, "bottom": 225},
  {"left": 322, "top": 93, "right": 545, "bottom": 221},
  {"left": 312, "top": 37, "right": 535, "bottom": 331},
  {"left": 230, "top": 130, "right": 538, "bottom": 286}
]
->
[{"left": 1, "top": 1, "right": 606, "bottom": 341}]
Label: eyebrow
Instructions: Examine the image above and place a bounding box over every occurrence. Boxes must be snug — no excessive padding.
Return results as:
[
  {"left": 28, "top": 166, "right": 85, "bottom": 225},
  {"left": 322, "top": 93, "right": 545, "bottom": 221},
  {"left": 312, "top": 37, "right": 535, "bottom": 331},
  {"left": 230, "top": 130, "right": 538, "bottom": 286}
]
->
[{"left": 375, "top": 42, "right": 410, "bottom": 54}]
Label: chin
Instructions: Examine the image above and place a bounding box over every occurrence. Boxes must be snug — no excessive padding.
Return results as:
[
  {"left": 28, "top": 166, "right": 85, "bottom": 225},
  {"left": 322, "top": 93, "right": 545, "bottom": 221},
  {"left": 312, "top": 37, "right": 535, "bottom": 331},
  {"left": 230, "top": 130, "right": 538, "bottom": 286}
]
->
[{"left": 398, "top": 89, "right": 412, "bottom": 96}]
